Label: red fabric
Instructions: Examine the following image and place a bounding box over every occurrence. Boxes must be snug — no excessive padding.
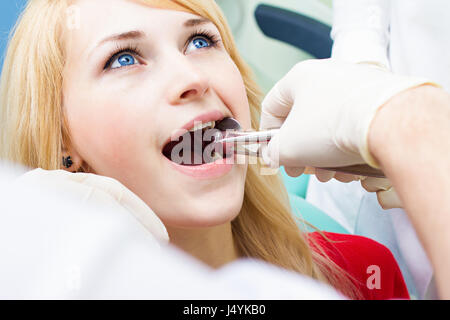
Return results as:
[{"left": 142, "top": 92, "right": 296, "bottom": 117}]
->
[{"left": 308, "top": 232, "right": 410, "bottom": 300}]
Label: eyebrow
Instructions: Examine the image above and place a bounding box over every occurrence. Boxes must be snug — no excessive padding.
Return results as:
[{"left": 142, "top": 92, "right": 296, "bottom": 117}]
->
[
  {"left": 90, "top": 18, "right": 213, "bottom": 58},
  {"left": 97, "top": 30, "right": 146, "bottom": 47},
  {"left": 183, "top": 18, "right": 211, "bottom": 27}
]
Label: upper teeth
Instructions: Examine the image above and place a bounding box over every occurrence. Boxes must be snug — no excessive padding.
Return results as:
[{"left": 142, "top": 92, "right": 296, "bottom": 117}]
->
[{"left": 189, "top": 121, "right": 215, "bottom": 132}]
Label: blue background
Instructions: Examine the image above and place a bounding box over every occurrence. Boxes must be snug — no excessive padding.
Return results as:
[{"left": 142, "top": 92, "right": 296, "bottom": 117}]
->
[{"left": 0, "top": 0, "right": 27, "bottom": 73}]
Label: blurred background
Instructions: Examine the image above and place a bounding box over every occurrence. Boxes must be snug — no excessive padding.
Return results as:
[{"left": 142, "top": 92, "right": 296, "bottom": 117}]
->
[
  {"left": 0, "top": 0, "right": 27, "bottom": 73},
  {"left": 0, "top": 0, "right": 332, "bottom": 92},
  {"left": 216, "top": 0, "right": 332, "bottom": 92}
]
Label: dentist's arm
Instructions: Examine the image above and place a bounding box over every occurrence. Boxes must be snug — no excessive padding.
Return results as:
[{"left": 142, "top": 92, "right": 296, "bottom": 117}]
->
[
  {"left": 368, "top": 85, "right": 450, "bottom": 299},
  {"left": 259, "top": 59, "right": 450, "bottom": 298}
]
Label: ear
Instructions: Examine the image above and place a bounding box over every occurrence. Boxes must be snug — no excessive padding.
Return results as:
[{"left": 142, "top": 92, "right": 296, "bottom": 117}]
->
[{"left": 61, "top": 145, "right": 84, "bottom": 173}]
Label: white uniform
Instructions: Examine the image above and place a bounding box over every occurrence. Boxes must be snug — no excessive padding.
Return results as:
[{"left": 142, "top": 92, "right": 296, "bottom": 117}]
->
[
  {"left": 307, "top": 0, "right": 450, "bottom": 299},
  {"left": 332, "top": 0, "right": 450, "bottom": 91},
  {"left": 0, "top": 161, "right": 343, "bottom": 299}
]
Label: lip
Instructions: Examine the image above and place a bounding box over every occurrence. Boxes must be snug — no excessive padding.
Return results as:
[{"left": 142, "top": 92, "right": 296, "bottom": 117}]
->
[
  {"left": 161, "top": 109, "right": 236, "bottom": 179},
  {"left": 163, "top": 109, "right": 228, "bottom": 148},
  {"left": 163, "top": 153, "right": 235, "bottom": 180}
]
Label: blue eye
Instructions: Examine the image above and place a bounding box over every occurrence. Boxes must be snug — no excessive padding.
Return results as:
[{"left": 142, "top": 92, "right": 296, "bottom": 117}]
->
[
  {"left": 186, "top": 36, "right": 212, "bottom": 54},
  {"left": 110, "top": 53, "right": 139, "bottom": 69},
  {"left": 193, "top": 37, "right": 210, "bottom": 48},
  {"left": 103, "top": 32, "right": 219, "bottom": 71}
]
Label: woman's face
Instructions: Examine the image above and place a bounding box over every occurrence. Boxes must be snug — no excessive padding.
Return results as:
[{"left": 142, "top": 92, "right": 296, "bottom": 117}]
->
[{"left": 63, "top": 0, "right": 251, "bottom": 228}]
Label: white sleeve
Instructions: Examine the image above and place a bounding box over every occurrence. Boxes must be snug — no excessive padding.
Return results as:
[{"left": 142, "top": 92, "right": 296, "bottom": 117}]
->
[
  {"left": 0, "top": 163, "right": 344, "bottom": 299},
  {"left": 0, "top": 165, "right": 169, "bottom": 298},
  {"left": 331, "top": 0, "right": 391, "bottom": 69}
]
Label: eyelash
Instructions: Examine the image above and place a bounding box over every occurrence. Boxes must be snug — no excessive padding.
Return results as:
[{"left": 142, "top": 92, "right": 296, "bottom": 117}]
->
[{"left": 103, "top": 29, "right": 221, "bottom": 71}]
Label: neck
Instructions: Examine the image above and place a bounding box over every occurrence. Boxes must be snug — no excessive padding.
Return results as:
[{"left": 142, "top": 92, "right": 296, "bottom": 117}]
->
[{"left": 166, "top": 222, "right": 239, "bottom": 269}]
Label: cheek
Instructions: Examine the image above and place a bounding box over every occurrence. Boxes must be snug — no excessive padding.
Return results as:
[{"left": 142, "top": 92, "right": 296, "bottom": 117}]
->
[
  {"left": 66, "top": 93, "right": 154, "bottom": 174},
  {"left": 213, "top": 57, "right": 252, "bottom": 129}
]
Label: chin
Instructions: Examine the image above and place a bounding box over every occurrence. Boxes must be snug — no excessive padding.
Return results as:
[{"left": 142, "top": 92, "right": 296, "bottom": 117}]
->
[{"left": 162, "top": 189, "right": 245, "bottom": 229}]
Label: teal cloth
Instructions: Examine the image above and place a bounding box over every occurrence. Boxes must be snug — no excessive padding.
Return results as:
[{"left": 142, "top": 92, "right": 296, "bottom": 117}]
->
[{"left": 280, "top": 167, "right": 349, "bottom": 234}]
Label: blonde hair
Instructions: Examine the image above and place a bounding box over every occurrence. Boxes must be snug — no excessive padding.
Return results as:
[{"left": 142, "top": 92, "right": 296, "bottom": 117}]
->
[{"left": 0, "top": 0, "right": 361, "bottom": 299}]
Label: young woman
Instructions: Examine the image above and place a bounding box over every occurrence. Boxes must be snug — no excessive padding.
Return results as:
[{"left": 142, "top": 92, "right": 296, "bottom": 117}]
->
[{"left": 0, "top": 0, "right": 408, "bottom": 299}]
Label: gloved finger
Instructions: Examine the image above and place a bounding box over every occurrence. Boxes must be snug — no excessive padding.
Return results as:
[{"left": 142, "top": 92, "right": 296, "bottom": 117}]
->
[
  {"left": 315, "top": 168, "right": 336, "bottom": 182},
  {"left": 303, "top": 167, "right": 316, "bottom": 175},
  {"left": 333, "top": 172, "right": 361, "bottom": 183},
  {"left": 361, "top": 177, "right": 391, "bottom": 192},
  {"left": 377, "top": 187, "right": 403, "bottom": 209},
  {"left": 259, "top": 108, "right": 285, "bottom": 132},
  {"left": 260, "top": 142, "right": 279, "bottom": 169},
  {"left": 259, "top": 80, "right": 294, "bottom": 131},
  {"left": 284, "top": 166, "right": 306, "bottom": 178}
]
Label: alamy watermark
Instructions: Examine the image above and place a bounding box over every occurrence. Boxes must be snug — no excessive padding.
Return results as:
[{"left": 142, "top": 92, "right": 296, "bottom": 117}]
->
[
  {"left": 167, "top": 121, "right": 279, "bottom": 175},
  {"left": 366, "top": 265, "right": 381, "bottom": 290}
]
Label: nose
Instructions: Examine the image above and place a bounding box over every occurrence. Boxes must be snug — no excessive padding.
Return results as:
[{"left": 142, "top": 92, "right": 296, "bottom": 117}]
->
[{"left": 166, "top": 55, "right": 210, "bottom": 105}]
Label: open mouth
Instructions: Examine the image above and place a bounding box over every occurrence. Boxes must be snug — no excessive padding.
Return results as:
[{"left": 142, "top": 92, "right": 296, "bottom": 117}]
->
[{"left": 162, "top": 119, "right": 234, "bottom": 166}]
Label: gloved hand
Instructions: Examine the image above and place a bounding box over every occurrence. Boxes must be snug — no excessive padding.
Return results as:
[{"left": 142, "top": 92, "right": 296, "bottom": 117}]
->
[
  {"left": 259, "top": 59, "right": 434, "bottom": 171},
  {"left": 259, "top": 59, "right": 436, "bottom": 207},
  {"left": 302, "top": 168, "right": 402, "bottom": 209},
  {"left": 360, "top": 176, "right": 403, "bottom": 209},
  {"left": 304, "top": 166, "right": 403, "bottom": 208}
]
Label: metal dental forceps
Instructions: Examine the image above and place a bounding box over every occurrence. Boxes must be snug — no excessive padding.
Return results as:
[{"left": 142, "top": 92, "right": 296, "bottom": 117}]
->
[{"left": 213, "top": 118, "right": 386, "bottom": 178}]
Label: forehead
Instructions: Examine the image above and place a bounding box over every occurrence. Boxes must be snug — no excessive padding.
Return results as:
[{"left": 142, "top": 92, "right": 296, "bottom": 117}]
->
[{"left": 65, "top": 0, "right": 203, "bottom": 54}]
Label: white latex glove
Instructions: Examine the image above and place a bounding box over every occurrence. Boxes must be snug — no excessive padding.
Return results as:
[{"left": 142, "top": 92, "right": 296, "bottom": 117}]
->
[
  {"left": 360, "top": 176, "right": 403, "bottom": 209},
  {"left": 259, "top": 59, "right": 436, "bottom": 206},
  {"left": 259, "top": 59, "right": 434, "bottom": 170},
  {"left": 260, "top": 59, "right": 432, "bottom": 172}
]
